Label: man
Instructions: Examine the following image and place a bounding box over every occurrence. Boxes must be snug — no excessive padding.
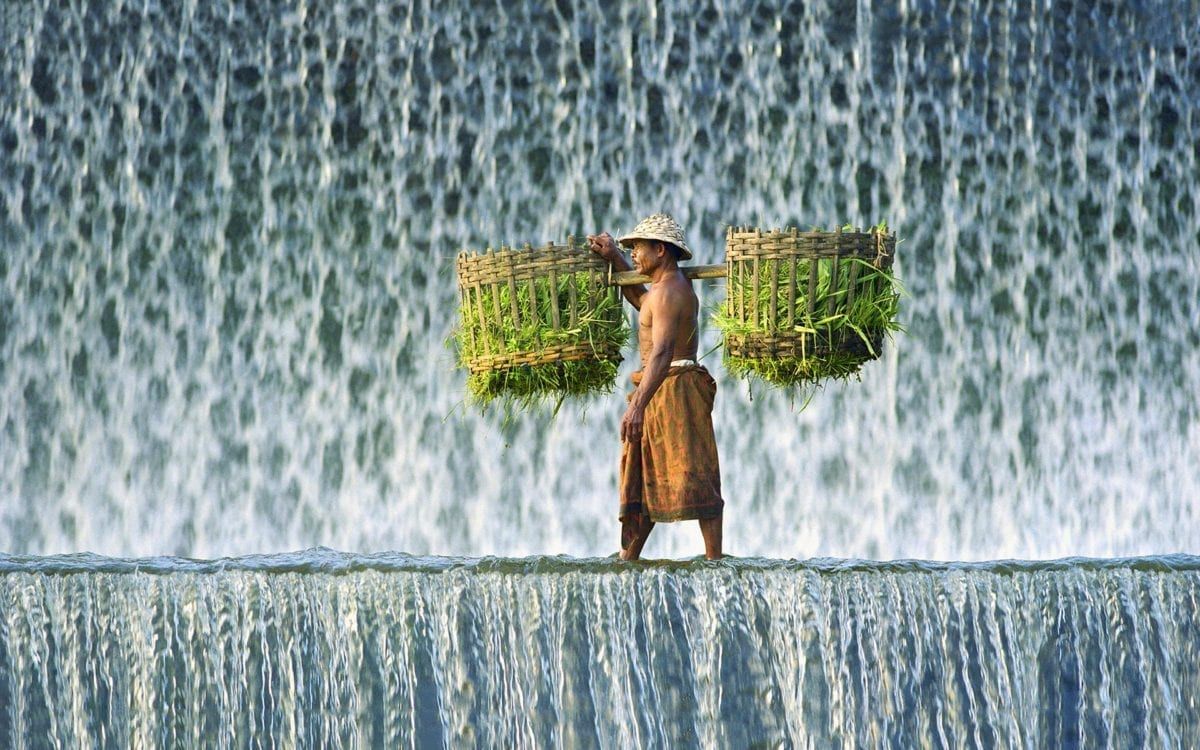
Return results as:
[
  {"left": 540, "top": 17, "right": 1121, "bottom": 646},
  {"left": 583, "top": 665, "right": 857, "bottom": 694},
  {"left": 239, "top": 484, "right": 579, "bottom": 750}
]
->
[{"left": 587, "top": 213, "right": 724, "bottom": 560}]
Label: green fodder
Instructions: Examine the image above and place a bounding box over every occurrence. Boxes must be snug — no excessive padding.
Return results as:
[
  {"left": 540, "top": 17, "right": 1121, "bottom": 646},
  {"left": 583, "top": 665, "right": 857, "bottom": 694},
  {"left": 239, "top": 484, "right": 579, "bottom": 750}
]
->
[
  {"left": 714, "top": 228, "right": 905, "bottom": 390},
  {"left": 454, "top": 271, "right": 629, "bottom": 407}
]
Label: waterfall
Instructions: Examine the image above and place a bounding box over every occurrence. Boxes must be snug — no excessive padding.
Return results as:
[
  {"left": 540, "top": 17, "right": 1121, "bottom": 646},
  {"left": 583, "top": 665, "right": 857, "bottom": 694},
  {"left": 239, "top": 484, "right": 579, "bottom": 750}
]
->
[
  {"left": 1, "top": 0, "right": 1197, "bottom": 560},
  {"left": 1, "top": 552, "right": 1197, "bottom": 747}
]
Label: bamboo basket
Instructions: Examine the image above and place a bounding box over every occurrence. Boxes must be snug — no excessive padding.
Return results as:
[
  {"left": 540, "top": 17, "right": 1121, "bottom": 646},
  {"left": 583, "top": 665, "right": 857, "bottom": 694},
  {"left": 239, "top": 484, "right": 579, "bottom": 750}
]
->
[
  {"left": 454, "top": 226, "right": 899, "bottom": 400},
  {"left": 454, "top": 237, "right": 625, "bottom": 402},
  {"left": 720, "top": 225, "right": 899, "bottom": 385}
]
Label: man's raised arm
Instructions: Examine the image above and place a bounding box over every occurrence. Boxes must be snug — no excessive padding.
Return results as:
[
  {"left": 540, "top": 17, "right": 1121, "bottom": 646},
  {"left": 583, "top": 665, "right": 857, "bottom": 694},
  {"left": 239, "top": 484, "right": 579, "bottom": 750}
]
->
[{"left": 587, "top": 232, "right": 646, "bottom": 310}]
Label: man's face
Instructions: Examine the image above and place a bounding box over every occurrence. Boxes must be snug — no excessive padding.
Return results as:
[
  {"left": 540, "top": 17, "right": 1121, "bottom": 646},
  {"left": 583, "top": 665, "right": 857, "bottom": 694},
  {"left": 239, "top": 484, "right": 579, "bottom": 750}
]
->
[{"left": 630, "top": 239, "right": 663, "bottom": 274}]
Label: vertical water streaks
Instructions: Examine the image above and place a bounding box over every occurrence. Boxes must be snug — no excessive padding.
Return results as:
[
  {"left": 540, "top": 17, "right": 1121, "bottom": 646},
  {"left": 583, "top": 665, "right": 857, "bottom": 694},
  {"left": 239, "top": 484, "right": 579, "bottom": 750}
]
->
[
  {"left": 1, "top": 557, "right": 1199, "bottom": 746},
  {"left": 0, "top": 0, "right": 1198, "bottom": 558}
]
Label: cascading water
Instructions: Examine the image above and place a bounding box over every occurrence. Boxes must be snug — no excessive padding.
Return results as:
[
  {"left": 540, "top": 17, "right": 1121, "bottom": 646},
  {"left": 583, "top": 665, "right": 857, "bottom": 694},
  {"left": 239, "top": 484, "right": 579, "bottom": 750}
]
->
[
  {"left": 2, "top": 553, "right": 1199, "bottom": 747},
  {"left": 3, "top": 0, "right": 1199, "bottom": 745},
  {"left": 1, "top": 0, "right": 1197, "bottom": 560}
]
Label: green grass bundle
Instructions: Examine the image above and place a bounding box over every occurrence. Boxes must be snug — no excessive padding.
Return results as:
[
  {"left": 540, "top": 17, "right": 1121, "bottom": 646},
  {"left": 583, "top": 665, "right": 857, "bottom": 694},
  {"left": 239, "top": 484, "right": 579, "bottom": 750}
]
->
[
  {"left": 714, "top": 224, "right": 904, "bottom": 389},
  {"left": 454, "top": 262, "right": 629, "bottom": 407}
]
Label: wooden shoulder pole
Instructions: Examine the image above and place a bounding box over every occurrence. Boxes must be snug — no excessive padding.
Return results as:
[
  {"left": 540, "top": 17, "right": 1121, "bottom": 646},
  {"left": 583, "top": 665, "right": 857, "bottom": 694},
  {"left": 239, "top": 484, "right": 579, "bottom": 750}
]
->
[{"left": 610, "top": 264, "right": 727, "bottom": 286}]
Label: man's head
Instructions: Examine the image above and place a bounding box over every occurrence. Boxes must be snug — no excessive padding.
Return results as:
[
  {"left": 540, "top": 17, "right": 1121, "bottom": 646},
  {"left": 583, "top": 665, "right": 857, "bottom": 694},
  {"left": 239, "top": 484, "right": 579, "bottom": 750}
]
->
[
  {"left": 629, "top": 238, "right": 683, "bottom": 275},
  {"left": 618, "top": 213, "right": 693, "bottom": 264}
]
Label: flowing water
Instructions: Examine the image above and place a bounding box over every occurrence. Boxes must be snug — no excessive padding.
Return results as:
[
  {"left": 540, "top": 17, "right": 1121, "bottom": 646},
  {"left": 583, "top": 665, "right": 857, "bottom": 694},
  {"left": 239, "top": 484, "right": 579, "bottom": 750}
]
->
[
  {"left": 3, "top": 0, "right": 1200, "bottom": 745},
  {"left": 2, "top": 0, "right": 1198, "bottom": 560},
  {"left": 2, "top": 551, "right": 1199, "bottom": 748}
]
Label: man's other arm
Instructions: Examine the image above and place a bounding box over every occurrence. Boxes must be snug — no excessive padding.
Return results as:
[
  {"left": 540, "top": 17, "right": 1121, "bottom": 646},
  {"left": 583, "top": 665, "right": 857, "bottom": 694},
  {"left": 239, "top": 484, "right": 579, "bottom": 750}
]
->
[{"left": 621, "top": 290, "right": 680, "bottom": 443}]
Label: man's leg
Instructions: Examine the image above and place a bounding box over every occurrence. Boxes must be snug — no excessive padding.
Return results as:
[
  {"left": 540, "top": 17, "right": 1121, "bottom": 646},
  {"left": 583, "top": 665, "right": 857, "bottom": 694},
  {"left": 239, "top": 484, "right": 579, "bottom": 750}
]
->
[
  {"left": 619, "top": 512, "right": 655, "bottom": 561},
  {"left": 699, "top": 516, "right": 722, "bottom": 560}
]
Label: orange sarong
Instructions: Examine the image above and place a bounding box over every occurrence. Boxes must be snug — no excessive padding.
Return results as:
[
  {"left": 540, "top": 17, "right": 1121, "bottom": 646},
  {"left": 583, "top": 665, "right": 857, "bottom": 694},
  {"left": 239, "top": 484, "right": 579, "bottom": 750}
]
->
[{"left": 619, "top": 365, "right": 724, "bottom": 522}]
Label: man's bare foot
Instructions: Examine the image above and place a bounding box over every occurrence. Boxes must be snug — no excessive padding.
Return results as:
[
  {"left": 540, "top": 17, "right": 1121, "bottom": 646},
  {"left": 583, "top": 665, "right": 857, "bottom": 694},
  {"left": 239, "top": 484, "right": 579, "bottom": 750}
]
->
[
  {"left": 619, "top": 513, "right": 654, "bottom": 560},
  {"left": 699, "top": 516, "right": 722, "bottom": 560}
]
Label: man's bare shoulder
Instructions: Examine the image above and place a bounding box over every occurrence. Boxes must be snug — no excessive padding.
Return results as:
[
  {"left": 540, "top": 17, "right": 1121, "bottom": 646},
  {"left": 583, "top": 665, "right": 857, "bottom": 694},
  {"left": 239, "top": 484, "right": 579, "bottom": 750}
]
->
[
  {"left": 639, "top": 284, "right": 661, "bottom": 320},
  {"left": 643, "top": 275, "right": 695, "bottom": 318},
  {"left": 656, "top": 275, "right": 698, "bottom": 310}
]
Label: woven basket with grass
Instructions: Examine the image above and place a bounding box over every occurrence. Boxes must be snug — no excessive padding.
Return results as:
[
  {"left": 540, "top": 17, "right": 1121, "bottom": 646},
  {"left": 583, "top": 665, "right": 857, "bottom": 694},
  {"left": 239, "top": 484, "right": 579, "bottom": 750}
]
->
[
  {"left": 454, "top": 237, "right": 628, "bottom": 404},
  {"left": 714, "top": 225, "right": 903, "bottom": 387}
]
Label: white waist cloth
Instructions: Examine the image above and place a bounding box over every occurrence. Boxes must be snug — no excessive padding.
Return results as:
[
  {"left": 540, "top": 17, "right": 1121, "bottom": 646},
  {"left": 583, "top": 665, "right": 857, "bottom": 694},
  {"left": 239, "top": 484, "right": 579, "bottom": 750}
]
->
[{"left": 670, "top": 359, "right": 698, "bottom": 367}]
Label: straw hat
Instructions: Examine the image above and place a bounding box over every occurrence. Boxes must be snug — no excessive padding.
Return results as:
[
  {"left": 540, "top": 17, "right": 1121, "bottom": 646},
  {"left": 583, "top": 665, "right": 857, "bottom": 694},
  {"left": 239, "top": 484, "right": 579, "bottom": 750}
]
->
[{"left": 617, "top": 213, "right": 692, "bottom": 261}]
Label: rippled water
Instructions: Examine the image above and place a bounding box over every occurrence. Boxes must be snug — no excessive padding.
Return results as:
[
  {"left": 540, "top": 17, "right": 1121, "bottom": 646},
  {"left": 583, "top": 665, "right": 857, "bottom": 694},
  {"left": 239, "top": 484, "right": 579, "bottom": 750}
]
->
[
  {"left": 2, "top": 1, "right": 1198, "bottom": 561},
  {"left": 2, "top": 550, "right": 1198, "bottom": 747}
]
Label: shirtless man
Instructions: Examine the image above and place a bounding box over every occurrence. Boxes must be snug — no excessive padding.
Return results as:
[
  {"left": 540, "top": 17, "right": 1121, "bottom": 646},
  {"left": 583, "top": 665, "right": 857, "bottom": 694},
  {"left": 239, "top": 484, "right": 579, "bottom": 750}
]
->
[{"left": 588, "top": 213, "right": 724, "bottom": 560}]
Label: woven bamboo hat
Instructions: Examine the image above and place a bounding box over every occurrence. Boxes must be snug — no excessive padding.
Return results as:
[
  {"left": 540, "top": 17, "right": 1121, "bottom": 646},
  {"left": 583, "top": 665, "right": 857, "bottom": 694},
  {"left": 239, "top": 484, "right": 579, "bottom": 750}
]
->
[{"left": 617, "top": 213, "right": 693, "bottom": 260}]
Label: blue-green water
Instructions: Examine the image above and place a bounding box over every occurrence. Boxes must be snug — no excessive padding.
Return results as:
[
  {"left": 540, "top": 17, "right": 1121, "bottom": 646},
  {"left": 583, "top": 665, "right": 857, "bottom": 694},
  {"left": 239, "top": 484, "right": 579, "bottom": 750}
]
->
[
  {"left": 2, "top": 0, "right": 1197, "bottom": 560},
  {"left": 3, "top": 550, "right": 1199, "bottom": 747}
]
